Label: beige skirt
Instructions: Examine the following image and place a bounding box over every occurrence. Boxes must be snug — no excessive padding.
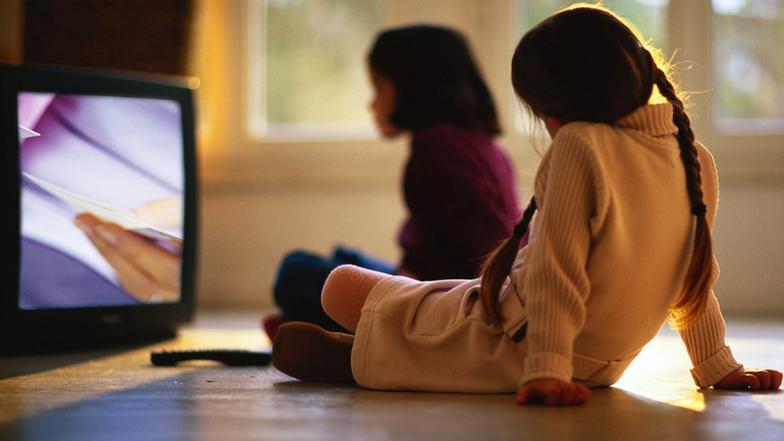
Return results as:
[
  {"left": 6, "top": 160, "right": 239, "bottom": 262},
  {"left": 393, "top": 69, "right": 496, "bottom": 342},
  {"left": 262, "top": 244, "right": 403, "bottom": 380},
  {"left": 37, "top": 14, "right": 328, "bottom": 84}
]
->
[
  {"left": 350, "top": 275, "right": 529, "bottom": 393},
  {"left": 350, "top": 275, "right": 638, "bottom": 392}
]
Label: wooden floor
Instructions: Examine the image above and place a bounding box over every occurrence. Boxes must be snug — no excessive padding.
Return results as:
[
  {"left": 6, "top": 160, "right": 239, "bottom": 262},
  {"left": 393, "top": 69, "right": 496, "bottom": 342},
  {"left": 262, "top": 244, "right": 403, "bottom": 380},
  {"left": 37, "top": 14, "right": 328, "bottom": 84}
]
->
[{"left": 1, "top": 311, "right": 782, "bottom": 441}]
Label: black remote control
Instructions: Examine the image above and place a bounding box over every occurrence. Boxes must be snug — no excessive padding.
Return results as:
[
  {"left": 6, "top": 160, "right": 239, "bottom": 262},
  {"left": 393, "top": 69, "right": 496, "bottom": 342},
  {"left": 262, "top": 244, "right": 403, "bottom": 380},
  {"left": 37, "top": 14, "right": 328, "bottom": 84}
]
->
[{"left": 150, "top": 349, "right": 272, "bottom": 366}]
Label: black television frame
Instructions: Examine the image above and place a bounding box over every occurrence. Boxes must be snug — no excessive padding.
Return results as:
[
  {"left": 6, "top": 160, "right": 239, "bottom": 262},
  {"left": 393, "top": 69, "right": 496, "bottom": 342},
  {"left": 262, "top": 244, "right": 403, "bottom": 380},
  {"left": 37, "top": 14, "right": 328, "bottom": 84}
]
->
[{"left": 0, "top": 64, "right": 198, "bottom": 352}]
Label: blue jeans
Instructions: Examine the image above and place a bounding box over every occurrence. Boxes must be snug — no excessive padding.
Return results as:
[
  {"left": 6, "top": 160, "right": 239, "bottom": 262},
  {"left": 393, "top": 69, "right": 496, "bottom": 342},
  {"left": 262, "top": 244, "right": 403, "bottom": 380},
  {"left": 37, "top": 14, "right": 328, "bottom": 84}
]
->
[{"left": 272, "top": 246, "right": 396, "bottom": 332}]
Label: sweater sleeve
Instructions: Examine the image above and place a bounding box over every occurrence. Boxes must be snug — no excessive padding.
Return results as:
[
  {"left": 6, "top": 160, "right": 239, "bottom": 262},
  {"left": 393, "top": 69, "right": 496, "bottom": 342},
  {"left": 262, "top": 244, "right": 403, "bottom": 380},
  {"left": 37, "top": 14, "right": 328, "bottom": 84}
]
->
[
  {"left": 518, "top": 128, "right": 599, "bottom": 384},
  {"left": 674, "top": 142, "right": 742, "bottom": 388},
  {"left": 674, "top": 289, "right": 742, "bottom": 388}
]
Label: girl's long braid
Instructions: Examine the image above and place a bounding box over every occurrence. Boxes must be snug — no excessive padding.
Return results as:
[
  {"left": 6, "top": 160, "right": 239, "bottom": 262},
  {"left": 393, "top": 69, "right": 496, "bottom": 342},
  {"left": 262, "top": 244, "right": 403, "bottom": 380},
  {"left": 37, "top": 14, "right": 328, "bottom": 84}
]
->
[
  {"left": 654, "top": 67, "right": 715, "bottom": 326},
  {"left": 480, "top": 197, "right": 537, "bottom": 323}
]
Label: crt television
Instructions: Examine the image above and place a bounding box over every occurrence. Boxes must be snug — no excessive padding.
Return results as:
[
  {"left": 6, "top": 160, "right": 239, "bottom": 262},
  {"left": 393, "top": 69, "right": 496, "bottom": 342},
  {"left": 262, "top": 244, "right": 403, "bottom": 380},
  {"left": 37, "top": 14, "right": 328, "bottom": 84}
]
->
[{"left": 0, "top": 64, "right": 198, "bottom": 351}]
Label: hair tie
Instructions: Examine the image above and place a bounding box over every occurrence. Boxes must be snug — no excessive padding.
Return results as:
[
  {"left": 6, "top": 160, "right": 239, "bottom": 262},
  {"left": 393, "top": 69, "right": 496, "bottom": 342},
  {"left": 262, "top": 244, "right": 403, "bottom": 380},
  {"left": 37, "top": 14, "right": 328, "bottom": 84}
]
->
[{"left": 692, "top": 203, "right": 707, "bottom": 216}]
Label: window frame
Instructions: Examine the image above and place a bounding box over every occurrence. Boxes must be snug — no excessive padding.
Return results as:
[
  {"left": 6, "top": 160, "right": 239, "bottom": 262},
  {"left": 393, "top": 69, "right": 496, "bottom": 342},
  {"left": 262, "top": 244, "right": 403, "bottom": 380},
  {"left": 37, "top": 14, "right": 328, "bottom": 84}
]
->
[
  {"left": 668, "top": 0, "right": 784, "bottom": 179},
  {"left": 509, "top": 0, "right": 784, "bottom": 179},
  {"left": 195, "top": 0, "right": 402, "bottom": 190},
  {"left": 198, "top": 0, "right": 783, "bottom": 187},
  {"left": 208, "top": 0, "right": 527, "bottom": 189}
]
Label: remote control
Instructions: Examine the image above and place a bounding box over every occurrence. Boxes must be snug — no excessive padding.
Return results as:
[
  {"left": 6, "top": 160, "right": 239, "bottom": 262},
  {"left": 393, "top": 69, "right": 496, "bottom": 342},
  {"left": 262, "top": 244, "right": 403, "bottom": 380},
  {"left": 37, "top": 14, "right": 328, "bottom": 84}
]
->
[{"left": 150, "top": 349, "right": 272, "bottom": 366}]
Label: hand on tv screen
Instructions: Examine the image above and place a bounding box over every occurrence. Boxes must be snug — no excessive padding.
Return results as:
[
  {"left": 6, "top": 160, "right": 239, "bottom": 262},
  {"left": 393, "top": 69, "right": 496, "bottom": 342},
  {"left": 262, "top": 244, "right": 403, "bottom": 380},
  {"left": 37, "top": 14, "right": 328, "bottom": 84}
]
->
[{"left": 74, "top": 213, "right": 181, "bottom": 302}]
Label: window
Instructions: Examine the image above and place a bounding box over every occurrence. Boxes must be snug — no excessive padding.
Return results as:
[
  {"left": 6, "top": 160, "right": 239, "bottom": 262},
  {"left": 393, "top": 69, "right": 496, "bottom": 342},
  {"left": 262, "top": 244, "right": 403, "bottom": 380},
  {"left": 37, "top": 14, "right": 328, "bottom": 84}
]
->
[
  {"left": 248, "top": 0, "right": 383, "bottom": 139},
  {"left": 519, "top": 0, "right": 669, "bottom": 48},
  {"left": 515, "top": 0, "right": 784, "bottom": 138},
  {"left": 237, "top": 1, "right": 784, "bottom": 149},
  {"left": 712, "top": 0, "right": 784, "bottom": 132}
]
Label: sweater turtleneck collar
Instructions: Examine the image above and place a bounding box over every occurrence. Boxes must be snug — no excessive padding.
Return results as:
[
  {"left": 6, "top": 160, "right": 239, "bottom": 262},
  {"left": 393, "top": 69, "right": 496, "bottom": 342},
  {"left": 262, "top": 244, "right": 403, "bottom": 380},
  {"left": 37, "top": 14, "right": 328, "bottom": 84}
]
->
[{"left": 614, "top": 103, "right": 678, "bottom": 137}]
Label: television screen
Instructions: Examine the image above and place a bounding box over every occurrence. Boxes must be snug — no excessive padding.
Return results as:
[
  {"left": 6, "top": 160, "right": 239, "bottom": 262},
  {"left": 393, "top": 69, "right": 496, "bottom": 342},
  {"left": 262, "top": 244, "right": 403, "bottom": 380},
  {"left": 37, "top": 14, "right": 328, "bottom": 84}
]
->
[
  {"left": 18, "top": 92, "right": 184, "bottom": 309},
  {"left": 0, "top": 64, "right": 197, "bottom": 351}
]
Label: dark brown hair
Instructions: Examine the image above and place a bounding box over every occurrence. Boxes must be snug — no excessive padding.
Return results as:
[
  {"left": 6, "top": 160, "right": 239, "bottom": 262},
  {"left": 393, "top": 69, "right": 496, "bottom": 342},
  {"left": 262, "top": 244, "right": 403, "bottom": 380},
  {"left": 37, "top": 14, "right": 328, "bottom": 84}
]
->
[
  {"left": 480, "top": 4, "right": 714, "bottom": 328},
  {"left": 368, "top": 24, "right": 501, "bottom": 136}
]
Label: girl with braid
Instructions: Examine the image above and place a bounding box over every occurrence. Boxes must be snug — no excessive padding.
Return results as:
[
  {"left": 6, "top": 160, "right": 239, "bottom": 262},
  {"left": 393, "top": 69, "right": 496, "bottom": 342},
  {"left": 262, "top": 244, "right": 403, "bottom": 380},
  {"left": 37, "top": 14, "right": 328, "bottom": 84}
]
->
[{"left": 271, "top": 4, "right": 782, "bottom": 405}]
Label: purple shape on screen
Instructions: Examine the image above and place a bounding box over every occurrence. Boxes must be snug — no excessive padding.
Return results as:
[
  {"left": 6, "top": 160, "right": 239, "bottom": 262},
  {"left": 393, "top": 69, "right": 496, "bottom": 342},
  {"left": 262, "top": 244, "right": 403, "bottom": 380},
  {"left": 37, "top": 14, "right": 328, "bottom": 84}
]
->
[{"left": 20, "top": 239, "right": 137, "bottom": 309}]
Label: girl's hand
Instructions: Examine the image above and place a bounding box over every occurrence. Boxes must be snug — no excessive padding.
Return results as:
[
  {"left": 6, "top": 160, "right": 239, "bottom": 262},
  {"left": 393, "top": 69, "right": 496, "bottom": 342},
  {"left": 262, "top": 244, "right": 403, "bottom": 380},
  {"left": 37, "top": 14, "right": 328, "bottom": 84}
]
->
[
  {"left": 516, "top": 378, "right": 591, "bottom": 406},
  {"left": 714, "top": 368, "right": 782, "bottom": 391}
]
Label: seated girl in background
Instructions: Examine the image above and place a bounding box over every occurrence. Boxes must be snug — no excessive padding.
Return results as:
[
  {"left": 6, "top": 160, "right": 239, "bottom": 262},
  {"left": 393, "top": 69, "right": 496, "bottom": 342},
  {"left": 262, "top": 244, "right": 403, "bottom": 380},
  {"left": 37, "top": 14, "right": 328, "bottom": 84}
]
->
[
  {"left": 265, "top": 25, "right": 522, "bottom": 337},
  {"left": 272, "top": 4, "right": 782, "bottom": 405}
]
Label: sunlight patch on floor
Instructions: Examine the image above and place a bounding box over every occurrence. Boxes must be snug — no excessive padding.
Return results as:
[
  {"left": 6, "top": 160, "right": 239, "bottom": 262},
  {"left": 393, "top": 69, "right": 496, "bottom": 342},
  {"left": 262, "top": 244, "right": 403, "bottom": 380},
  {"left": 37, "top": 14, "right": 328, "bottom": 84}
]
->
[
  {"left": 615, "top": 334, "right": 705, "bottom": 412},
  {"left": 614, "top": 329, "right": 784, "bottom": 418}
]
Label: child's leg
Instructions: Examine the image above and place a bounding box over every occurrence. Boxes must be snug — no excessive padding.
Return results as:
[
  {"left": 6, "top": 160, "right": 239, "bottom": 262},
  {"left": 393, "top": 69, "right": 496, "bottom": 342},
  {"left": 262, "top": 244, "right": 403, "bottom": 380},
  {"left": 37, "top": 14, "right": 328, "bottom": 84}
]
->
[
  {"left": 272, "top": 250, "right": 347, "bottom": 332},
  {"left": 321, "top": 264, "right": 389, "bottom": 333},
  {"left": 273, "top": 264, "right": 386, "bottom": 383}
]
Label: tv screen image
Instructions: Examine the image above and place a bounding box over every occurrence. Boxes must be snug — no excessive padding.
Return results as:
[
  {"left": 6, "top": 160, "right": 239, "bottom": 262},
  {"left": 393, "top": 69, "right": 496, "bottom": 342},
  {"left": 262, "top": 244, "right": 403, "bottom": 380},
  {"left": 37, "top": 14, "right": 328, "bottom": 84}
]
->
[
  {"left": 0, "top": 64, "right": 197, "bottom": 351},
  {"left": 18, "top": 92, "right": 184, "bottom": 309}
]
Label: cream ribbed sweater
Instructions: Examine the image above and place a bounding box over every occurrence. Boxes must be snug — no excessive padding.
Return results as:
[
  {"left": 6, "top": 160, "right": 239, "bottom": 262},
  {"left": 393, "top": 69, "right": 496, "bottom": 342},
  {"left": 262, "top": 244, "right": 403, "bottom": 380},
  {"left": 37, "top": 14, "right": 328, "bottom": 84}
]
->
[{"left": 509, "top": 103, "right": 742, "bottom": 388}]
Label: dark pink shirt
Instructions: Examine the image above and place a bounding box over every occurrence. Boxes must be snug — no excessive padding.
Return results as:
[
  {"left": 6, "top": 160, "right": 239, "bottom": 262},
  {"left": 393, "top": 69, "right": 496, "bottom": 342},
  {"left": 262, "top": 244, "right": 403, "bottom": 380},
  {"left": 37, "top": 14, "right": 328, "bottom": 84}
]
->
[{"left": 398, "top": 124, "right": 522, "bottom": 280}]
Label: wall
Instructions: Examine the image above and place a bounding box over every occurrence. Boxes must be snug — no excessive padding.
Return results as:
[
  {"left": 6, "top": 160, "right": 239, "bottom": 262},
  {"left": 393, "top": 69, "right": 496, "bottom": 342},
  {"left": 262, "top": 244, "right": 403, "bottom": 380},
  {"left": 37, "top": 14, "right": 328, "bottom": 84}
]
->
[
  {"left": 712, "top": 178, "right": 784, "bottom": 316},
  {"left": 198, "top": 182, "right": 405, "bottom": 307},
  {"left": 4, "top": 1, "right": 782, "bottom": 317}
]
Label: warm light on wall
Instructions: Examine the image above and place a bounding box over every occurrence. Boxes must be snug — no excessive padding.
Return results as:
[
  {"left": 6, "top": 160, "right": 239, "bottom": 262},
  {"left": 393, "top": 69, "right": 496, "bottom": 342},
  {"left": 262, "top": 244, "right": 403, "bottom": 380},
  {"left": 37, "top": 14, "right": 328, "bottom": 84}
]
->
[{"left": 193, "top": 0, "right": 230, "bottom": 164}]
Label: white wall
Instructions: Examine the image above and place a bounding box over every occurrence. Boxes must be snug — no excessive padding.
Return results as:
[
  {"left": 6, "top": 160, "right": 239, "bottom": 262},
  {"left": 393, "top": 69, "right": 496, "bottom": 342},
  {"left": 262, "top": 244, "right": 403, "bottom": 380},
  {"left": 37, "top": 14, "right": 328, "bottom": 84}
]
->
[
  {"left": 711, "top": 177, "right": 784, "bottom": 316},
  {"left": 197, "top": 179, "right": 404, "bottom": 308},
  {"left": 196, "top": 142, "right": 784, "bottom": 318}
]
